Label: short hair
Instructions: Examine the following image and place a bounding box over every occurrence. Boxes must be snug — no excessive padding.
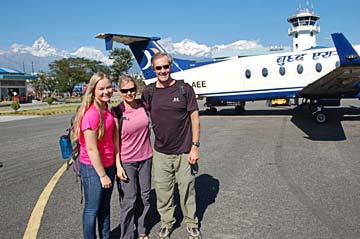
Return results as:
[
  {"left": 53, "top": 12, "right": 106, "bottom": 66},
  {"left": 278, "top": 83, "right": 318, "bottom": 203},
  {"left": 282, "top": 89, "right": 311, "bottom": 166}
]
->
[
  {"left": 118, "top": 75, "right": 137, "bottom": 89},
  {"left": 151, "top": 52, "right": 173, "bottom": 67}
]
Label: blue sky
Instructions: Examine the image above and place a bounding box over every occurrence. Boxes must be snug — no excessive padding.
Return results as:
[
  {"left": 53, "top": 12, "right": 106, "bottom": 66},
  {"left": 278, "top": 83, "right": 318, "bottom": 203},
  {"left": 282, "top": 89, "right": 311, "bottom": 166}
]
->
[{"left": 2, "top": 0, "right": 360, "bottom": 53}]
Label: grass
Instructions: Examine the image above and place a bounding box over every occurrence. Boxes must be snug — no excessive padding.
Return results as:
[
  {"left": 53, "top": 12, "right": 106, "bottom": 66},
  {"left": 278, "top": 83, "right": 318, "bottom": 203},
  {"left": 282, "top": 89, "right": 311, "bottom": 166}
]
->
[
  {"left": 0, "top": 101, "right": 121, "bottom": 116},
  {"left": 0, "top": 105, "right": 79, "bottom": 116}
]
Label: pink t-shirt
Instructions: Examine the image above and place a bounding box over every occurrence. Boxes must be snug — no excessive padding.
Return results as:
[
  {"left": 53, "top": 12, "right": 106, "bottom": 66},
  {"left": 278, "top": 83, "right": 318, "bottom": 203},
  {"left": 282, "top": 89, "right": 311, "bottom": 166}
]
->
[
  {"left": 79, "top": 104, "right": 115, "bottom": 167},
  {"left": 120, "top": 104, "right": 152, "bottom": 163}
]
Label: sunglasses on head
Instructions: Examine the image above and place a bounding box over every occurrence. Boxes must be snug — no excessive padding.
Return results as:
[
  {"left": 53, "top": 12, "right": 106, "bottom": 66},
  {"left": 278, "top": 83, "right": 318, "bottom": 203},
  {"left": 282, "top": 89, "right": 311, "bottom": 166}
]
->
[
  {"left": 154, "top": 64, "right": 170, "bottom": 71},
  {"left": 120, "top": 87, "right": 136, "bottom": 94}
]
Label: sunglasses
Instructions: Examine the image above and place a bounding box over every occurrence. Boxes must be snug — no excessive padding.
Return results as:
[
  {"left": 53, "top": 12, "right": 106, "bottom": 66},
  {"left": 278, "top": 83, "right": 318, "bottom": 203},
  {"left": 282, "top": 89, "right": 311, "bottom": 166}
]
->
[
  {"left": 120, "top": 87, "right": 136, "bottom": 94},
  {"left": 154, "top": 64, "right": 170, "bottom": 71}
]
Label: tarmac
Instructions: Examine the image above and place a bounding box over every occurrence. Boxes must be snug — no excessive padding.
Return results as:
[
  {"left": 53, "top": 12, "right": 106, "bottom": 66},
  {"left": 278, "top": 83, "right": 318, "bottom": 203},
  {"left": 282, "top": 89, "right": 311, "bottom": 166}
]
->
[{"left": 2, "top": 99, "right": 360, "bottom": 238}]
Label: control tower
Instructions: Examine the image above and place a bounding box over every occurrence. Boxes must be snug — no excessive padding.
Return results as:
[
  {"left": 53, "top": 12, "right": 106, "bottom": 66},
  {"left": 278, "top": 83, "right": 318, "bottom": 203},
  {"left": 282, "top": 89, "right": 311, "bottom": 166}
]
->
[{"left": 287, "top": 8, "right": 320, "bottom": 51}]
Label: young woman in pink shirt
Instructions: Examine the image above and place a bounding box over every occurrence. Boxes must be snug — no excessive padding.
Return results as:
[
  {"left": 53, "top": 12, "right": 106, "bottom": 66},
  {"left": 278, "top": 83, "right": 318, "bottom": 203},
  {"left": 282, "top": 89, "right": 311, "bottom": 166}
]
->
[
  {"left": 114, "top": 76, "right": 152, "bottom": 239},
  {"left": 72, "top": 72, "right": 117, "bottom": 239}
]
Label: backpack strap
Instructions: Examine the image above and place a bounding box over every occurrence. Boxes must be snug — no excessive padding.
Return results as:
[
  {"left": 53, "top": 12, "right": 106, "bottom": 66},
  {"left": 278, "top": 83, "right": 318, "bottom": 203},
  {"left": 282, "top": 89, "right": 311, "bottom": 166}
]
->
[
  {"left": 111, "top": 104, "right": 124, "bottom": 135},
  {"left": 135, "top": 98, "right": 153, "bottom": 131},
  {"left": 142, "top": 82, "right": 156, "bottom": 111},
  {"left": 177, "top": 80, "right": 187, "bottom": 104}
]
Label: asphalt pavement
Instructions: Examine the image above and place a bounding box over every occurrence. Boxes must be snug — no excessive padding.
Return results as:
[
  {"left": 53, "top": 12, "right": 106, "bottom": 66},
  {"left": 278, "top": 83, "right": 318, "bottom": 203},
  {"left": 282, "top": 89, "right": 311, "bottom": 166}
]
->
[{"left": 1, "top": 100, "right": 360, "bottom": 239}]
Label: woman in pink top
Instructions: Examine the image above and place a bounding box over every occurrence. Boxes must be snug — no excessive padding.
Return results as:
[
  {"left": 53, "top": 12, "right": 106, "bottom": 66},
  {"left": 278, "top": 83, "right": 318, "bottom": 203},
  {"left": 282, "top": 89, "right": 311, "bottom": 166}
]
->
[
  {"left": 72, "top": 72, "right": 117, "bottom": 239},
  {"left": 114, "top": 76, "right": 152, "bottom": 239}
]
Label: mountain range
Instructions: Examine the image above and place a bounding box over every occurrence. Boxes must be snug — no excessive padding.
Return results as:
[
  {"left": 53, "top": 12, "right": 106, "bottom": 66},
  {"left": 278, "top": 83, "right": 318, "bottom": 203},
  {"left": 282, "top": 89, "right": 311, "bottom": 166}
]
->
[{"left": 0, "top": 36, "right": 265, "bottom": 73}]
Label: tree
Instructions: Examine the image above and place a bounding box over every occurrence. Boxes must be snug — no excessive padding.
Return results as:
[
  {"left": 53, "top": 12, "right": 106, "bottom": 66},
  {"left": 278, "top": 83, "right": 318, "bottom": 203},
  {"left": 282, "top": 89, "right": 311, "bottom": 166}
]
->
[
  {"left": 109, "top": 48, "right": 133, "bottom": 81},
  {"left": 49, "top": 57, "right": 110, "bottom": 96},
  {"left": 31, "top": 73, "right": 57, "bottom": 100}
]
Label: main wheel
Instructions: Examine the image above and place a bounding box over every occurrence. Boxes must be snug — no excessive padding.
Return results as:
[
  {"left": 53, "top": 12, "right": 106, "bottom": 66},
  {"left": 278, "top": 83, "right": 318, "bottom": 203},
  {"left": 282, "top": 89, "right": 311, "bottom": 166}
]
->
[
  {"left": 314, "top": 112, "right": 327, "bottom": 124},
  {"left": 235, "top": 104, "right": 245, "bottom": 114},
  {"left": 204, "top": 107, "right": 217, "bottom": 115}
]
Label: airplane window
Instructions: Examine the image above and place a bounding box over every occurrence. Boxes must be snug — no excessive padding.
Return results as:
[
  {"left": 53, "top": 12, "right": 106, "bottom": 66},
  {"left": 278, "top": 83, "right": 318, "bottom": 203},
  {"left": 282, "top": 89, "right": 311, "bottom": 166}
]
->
[
  {"left": 297, "top": 64, "right": 303, "bottom": 74},
  {"left": 315, "top": 63, "right": 322, "bottom": 72},
  {"left": 262, "top": 68, "right": 268, "bottom": 77},
  {"left": 245, "top": 69, "right": 251, "bottom": 79},
  {"left": 279, "top": 67, "right": 286, "bottom": 76},
  {"left": 335, "top": 61, "right": 340, "bottom": 68}
]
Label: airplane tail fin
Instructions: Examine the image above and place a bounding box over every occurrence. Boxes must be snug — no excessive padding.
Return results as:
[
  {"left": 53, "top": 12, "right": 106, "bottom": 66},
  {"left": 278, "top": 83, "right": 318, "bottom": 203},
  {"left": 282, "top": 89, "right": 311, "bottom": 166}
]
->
[
  {"left": 331, "top": 33, "right": 360, "bottom": 66},
  {"left": 96, "top": 33, "right": 187, "bottom": 79}
]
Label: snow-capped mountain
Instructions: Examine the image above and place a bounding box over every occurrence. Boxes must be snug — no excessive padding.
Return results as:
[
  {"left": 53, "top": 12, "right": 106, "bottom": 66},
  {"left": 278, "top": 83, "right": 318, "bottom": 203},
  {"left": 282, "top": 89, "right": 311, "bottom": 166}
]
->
[
  {"left": 10, "top": 37, "right": 68, "bottom": 57},
  {"left": 160, "top": 37, "right": 263, "bottom": 59},
  {"left": 0, "top": 37, "right": 113, "bottom": 72},
  {"left": 0, "top": 36, "right": 265, "bottom": 73}
]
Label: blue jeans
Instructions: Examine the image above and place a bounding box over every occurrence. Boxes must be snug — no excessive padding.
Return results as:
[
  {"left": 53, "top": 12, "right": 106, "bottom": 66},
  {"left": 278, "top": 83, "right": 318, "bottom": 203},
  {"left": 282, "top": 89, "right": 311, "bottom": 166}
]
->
[{"left": 80, "top": 163, "right": 116, "bottom": 239}]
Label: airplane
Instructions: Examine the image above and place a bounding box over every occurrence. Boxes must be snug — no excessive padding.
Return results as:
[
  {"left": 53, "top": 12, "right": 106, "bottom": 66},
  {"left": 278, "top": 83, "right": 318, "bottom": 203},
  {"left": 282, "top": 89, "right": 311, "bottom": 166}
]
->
[{"left": 96, "top": 32, "right": 360, "bottom": 124}]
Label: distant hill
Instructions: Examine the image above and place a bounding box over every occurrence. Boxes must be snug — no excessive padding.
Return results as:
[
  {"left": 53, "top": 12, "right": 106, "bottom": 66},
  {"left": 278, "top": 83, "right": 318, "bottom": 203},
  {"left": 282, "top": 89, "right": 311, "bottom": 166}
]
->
[
  {"left": 0, "top": 37, "right": 114, "bottom": 73},
  {"left": 0, "top": 36, "right": 271, "bottom": 73}
]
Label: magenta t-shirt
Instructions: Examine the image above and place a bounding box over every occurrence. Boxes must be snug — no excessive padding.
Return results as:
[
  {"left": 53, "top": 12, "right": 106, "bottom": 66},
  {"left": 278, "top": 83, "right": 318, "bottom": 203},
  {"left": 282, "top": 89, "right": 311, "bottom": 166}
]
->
[
  {"left": 79, "top": 104, "right": 115, "bottom": 167},
  {"left": 119, "top": 104, "right": 152, "bottom": 163}
]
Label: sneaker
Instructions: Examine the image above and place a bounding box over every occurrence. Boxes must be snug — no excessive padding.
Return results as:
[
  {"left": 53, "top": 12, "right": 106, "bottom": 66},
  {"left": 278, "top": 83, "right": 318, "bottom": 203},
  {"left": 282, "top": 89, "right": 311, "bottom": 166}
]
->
[
  {"left": 138, "top": 234, "right": 149, "bottom": 239},
  {"left": 158, "top": 227, "right": 171, "bottom": 238},
  {"left": 187, "top": 227, "right": 202, "bottom": 238}
]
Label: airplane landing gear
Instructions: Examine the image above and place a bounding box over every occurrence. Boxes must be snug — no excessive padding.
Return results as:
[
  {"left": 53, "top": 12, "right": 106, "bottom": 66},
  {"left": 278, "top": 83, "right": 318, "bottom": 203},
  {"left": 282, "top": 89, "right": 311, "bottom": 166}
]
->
[
  {"left": 235, "top": 101, "right": 246, "bottom": 114},
  {"left": 311, "top": 105, "right": 327, "bottom": 124},
  {"left": 204, "top": 107, "right": 217, "bottom": 115},
  {"left": 313, "top": 112, "right": 327, "bottom": 124}
]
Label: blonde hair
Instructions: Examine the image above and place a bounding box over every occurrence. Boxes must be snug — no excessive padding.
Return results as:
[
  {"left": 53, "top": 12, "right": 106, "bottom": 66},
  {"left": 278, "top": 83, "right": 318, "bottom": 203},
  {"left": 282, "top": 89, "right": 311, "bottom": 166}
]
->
[
  {"left": 118, "top": 75, "right": 137, "bottom": 90},
  {"left": 72, "top": 72, "right": 109, "bottom": 142}
]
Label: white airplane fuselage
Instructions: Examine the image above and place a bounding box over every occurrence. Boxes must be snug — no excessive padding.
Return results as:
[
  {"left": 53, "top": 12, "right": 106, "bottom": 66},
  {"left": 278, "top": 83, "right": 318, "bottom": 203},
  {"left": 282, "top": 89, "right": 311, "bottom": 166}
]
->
[{"left": 147, "top": 45, "right": 360, "bottom": 101}]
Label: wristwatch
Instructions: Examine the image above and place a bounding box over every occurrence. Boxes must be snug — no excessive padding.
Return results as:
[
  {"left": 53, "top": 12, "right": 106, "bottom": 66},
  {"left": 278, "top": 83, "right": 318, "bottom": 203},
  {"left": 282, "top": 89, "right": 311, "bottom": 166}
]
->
[{"left": 192, "top": 141, "right": 200, "bottom": 147}]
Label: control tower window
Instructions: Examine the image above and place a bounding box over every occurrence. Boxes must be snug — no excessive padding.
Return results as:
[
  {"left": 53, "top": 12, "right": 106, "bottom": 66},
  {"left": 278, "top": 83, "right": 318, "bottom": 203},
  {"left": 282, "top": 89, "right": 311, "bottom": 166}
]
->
[
  {"left": 262, "top": 68, "right": 268, "bottom": 77},
  {"left": 245, "top": 69, "right": 251, "bottom": 79},
  {"left": 297, "top": 64, "right": 304, "bottom": 74}
]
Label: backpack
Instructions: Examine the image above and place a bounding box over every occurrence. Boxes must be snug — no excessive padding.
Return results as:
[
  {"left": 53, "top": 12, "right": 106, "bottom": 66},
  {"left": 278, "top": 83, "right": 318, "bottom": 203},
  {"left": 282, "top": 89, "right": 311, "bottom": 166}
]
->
[
  {"left": 59, "top": 115, "right": 82, "bottom": 202},
  {"left": 143, "top": 80, "right": 187, "bottom": 110},
  {"left": 59, "top": 116, "right": 81, "bottom": 178}
]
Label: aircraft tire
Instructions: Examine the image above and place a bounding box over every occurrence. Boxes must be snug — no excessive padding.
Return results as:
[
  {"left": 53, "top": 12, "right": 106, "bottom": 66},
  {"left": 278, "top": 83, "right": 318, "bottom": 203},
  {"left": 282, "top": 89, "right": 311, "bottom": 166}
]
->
[
  {"left": 314, "top": 112, "right": 327, "bottom": 124},
  {"left": 204, "top": 108, "right": 217, "bottom": 115},
  {"left": 235, "top": 105, "right": 245, "bottom": 114}
]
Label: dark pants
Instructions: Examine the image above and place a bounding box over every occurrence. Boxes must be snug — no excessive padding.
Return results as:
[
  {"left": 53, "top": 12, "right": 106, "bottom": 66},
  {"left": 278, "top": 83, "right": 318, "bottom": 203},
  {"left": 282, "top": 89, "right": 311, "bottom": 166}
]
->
[
  {"left": 118, "top": 158, "right": 152, "bottom": 239},
  {"left": 80, "top": 163, "right": 116, "bottom": 239}
]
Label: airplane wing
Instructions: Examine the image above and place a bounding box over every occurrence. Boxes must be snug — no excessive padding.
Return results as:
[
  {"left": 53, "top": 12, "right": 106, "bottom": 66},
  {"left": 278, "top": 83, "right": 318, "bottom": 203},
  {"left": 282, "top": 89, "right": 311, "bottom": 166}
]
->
[
  {"left": 298, "top": 66, "right": 360, "bottom": 98},
  {"left": 298, "top": 33, "right": 360, "bottom": 99}
]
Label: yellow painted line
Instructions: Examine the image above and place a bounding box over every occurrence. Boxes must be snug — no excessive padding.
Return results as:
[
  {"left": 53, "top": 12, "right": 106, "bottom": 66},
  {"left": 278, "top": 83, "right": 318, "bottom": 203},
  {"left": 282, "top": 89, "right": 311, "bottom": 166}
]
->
[{"left": 23, "top": 163, "right": 68, "bottom": 239}]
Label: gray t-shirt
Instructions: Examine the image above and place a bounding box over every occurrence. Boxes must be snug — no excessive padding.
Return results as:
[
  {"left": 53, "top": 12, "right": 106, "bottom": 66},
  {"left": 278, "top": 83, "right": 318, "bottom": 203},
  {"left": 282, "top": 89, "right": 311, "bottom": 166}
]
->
[{"left": 142, "top": 81, "right": 198, "bottom": 154}]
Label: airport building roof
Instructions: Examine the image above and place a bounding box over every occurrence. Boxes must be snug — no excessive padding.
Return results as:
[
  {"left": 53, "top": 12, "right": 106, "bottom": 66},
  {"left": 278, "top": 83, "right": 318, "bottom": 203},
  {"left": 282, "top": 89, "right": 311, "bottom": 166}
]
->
[
  {"left": 0, "top": 66, "right": 37, "bottom": 80},
  {"left": 0, "top": 67, "right": 24, "bottom": 75}
]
